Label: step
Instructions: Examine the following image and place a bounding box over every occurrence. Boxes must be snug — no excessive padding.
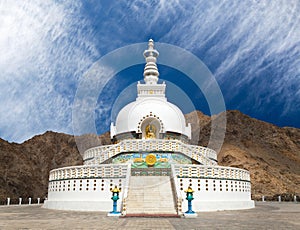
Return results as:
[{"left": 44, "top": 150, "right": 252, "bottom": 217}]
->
[
  {"left": 126, "top": 200, "right": 176, "bottom": 206},
  {"left": 125, "top": 176, "right": 177, "bottom": 215},
  {"left": 126, "top": 209, "right": 177, "bottom": 214},
  {"left": 122, "top": 213, "right": 180, "bottom": 218}
]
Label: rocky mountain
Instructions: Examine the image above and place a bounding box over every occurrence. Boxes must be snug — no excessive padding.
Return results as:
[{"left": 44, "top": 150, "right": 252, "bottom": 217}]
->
[
  {"left": 186, "top": 110, "right": 300, "bottom": 199},
  {"left": 0, "top": 131, "right": 82, "bottom": 202},
  {"left": 0, "top": 110, "right": 299, "bottom": 202}
]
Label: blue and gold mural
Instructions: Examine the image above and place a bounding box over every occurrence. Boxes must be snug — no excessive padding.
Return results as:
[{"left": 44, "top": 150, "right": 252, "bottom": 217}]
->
[{"left": 112, "top": 153, "right": 192, "bottom": 168}]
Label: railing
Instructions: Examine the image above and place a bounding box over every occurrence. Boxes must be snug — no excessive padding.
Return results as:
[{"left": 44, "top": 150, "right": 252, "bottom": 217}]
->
[
  {"left": 0, "top": 197, "right": 45, "bottom": 206},
  {"left": 83, "top": 139, "right": 217, "bottom": 166},
  {"left": 121, "top": 164, "right": 131, "bottom": 215},
  {"left": 49, "top": 164, "right": 129, "bottom": 181},
  {"left": 189, "top": 145, "right": 217, "bottom": 161},
  {"left": 172, "top": 164, "right": 251, "bottom": 181},
  {"left": 171, "top": 164, "right": 183, "bottom": 215}
]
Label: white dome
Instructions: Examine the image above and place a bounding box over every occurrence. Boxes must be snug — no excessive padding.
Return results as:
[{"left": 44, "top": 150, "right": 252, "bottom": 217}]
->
[
  {"left": 110, "top": 39, "right": 191, "bottom": 140},
  {"left": 111, "top": 97, "right": 191, "bottom": 138}
]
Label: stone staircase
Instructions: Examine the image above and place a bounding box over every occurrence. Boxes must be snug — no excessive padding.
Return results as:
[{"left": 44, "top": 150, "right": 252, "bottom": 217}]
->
[{"left": 125, "top": 176, "right": 177, "bottom": 215}]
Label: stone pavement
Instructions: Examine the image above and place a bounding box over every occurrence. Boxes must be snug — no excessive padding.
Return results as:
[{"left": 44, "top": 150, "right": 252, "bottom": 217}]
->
[{"left": 0, "top": 202, "right": 299, "bottom": 230}]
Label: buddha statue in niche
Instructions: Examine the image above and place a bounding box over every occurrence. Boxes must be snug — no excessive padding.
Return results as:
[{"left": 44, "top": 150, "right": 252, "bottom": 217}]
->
[{"left": 145, "top": 124, "right": 156, "bottom": 139}]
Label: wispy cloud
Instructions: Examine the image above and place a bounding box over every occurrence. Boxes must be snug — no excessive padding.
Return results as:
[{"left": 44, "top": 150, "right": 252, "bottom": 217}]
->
[
  {"left": 156, "top": 0, "right": 300, "bottom": 124},
  {"left": 0, "top": 1, "right": 99, "bottom": 142}
]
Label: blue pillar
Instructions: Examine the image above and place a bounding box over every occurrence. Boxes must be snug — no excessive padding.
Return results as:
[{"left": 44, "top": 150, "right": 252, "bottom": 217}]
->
[
  {"left": 111, "top": 198, "right": 119, "bottom": 214},
  {"left": 186, "top": 198, "right": 195, "bottom": 214},
  {"left": 110, "top": 186, "right": 121, "bottom": 214},
  {"left": 185, "top": 187, "right": 195, "bottom": 214}
]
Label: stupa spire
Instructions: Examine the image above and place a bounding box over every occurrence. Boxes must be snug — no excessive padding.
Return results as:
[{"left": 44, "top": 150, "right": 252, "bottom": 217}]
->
[{"left": 143, "top": 39, "right": 159, "bottom": 84}]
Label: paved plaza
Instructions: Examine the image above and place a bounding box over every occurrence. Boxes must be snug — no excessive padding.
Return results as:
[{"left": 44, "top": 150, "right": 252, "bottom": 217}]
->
[{"left": 0, "top": 202, "right": 299, "bottom": 229}]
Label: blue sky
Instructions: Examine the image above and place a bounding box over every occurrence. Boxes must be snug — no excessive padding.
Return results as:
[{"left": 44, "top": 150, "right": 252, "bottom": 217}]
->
[{"left": 0, "top": 0, "right": 299, "bottom": 143}]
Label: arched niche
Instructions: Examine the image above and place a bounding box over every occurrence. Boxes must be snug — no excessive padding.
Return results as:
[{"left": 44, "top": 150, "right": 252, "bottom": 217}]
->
[{"left": 141, "top": 118, "right": 161, "bottom": 139}]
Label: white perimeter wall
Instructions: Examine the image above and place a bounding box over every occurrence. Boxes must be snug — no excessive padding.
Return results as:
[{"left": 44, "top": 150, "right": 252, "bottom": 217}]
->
[
  {"left": 44, "top": 177, "right": 254, "bottom": 212},
  {"left": 43, "top": 178, "right": 125, "bottom": 211},
  {"left": 176, "top": 178, "right": 254, "bottom": 211}
]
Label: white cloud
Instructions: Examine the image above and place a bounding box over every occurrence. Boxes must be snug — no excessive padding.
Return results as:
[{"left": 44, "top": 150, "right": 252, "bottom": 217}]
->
[{"left": 0, "top": 1, "right": 100, "bottom": 142}]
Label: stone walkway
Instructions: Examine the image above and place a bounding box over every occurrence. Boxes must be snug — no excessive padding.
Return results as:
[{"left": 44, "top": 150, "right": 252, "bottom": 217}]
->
[{"left": 0, "top": 202, "right": 299, "bottom": 229}]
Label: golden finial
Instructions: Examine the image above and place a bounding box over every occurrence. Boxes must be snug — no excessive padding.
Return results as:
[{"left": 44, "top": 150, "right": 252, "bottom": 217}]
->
[
  {"left": 111, "top": 185, "right": 121, "bottom": 193},
  {"left": 184, "top": 186, "right": 194, "bottom": 193}
]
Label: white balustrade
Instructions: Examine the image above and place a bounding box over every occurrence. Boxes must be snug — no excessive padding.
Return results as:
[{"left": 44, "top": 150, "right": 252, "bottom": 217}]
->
[
  {"left": 171, "top": 164, "right": 183, "bottom": 215},
  {"left": 172, "top": 164, "right": 251, "bottom": 181},
  {"left": 48, "top": 164, "right": 129, "bottom": 181},
  {"left": 121, "top": 164, "right": 132, "bottom": 215},
  {"left": 83, "top": 139, "right": 217, "bottom": 166}
]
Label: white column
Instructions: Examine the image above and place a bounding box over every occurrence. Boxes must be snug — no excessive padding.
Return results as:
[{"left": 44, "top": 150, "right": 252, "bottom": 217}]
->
[
  {"left": 7, "top": 198, "right": 10, "bottom": 206},
  {"left": 37, "top": 198, "right": 40, "bottom": 205},
  {"left": 28, "top": 197, "right": 32, "bottom": 205},
  {"left": 294, "top": 195, "right": 297, "bottom": 203},
  {"left": 278, "top": 196, "right": 281, "bottom": 202},
  {"left": 262, "top": 196, "right": 265, "bottom": 202},
  {"left": 19, "top": 198, "right": 22, "bottom": 205}
]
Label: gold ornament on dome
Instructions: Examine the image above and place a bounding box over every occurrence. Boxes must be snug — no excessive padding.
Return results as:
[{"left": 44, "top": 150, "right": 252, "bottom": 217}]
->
[{"left": 145, "top": 154, "right": 156, "bottom": 166}]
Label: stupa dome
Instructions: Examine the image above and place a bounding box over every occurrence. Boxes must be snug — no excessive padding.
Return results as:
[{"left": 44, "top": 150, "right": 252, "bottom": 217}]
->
[
  {"left": 110, "top": 39, "right": 191, "bottom": 140},
  {"left": 113, "top": 97, "right": 191, "bottom": 138}
]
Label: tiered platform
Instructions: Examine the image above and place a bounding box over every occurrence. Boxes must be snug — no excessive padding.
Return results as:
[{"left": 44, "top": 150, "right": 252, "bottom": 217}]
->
[
  {"left": 83, "top": 139, "right": 218, "bottom": 166},
  {"left": 43, "top": 161, "right": 254, "bottom": 213}
]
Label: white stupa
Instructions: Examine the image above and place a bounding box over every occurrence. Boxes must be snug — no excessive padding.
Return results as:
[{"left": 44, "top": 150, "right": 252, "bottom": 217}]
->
[{"left": 43, "top": 40, "right": 254, "bottom": 215}]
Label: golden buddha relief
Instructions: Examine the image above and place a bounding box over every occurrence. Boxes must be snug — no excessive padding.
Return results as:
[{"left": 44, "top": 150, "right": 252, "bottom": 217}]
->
[{"left": 145, "top": 124, "right": 156, "bottom": 139}]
